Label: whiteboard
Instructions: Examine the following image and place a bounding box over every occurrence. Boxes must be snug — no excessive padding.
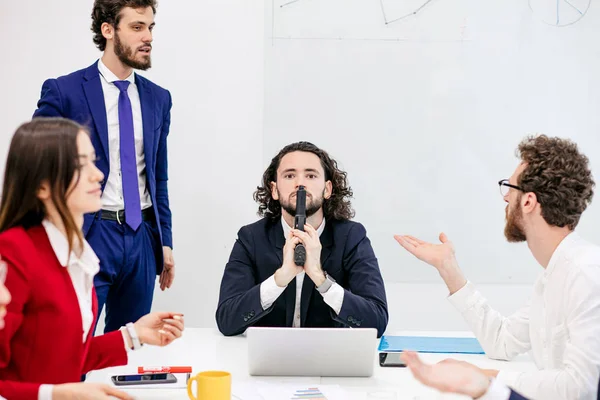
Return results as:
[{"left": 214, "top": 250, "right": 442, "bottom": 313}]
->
[{"left": 263, "top": 0, "right": 600, "bottom": 283}]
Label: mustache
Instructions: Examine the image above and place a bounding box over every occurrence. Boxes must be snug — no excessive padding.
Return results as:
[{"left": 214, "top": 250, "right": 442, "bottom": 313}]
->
[{"left": 290, "top": 192, "right": 312, "bottom": 199}]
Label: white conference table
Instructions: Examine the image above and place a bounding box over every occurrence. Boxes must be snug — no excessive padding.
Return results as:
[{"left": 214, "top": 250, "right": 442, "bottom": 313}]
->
[{"left": 88, "top": 328, "right": 537, "bottom": 400}]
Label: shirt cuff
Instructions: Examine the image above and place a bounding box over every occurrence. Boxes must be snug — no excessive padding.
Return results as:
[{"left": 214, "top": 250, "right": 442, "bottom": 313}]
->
[
  {"left": 447, "top": 280, "right": 480, "bottom": 313},
  {"left": 120, "top": 327, "right": 132, "bottom": 353},
  {"left": 38, "top": 384, "right": 53, "bottom": 400},
  {"left": 260, "top": 274, "right": 287, "bottom": 310},
  {"left": 320, "top": 282, "right": 345, "bottom": 315},
  {"left": 496, "top": 370, "right": 520, "bottom": 390},
  {"left": 477, "top": 378, "right": 512, "bottom": 400}
]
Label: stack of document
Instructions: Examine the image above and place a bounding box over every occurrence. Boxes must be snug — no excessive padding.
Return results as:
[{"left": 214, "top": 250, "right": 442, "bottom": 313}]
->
[{"left": 233, "top": 382, "right": 347, "bottom": 400}]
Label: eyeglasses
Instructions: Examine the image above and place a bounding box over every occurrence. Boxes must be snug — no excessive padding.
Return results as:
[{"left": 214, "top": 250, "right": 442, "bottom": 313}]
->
[{"left": 498, "top": 179, "right": 524, "bottom": 197}]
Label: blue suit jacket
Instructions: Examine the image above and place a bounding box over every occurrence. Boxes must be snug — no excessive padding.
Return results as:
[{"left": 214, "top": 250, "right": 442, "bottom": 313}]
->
[
  {"left": 216, "top": 217, "right": 389, "bottom": 337},
  {"left": 32, "top": 61, "right": 173, "bottom": 259}
]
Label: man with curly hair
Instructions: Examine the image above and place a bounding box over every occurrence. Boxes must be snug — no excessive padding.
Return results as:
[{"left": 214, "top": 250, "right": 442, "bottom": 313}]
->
[
  {"left": 396, "top": 135, "right": 600, "bottom": 400},
  {"left": 32, "top": 0, "right": 175, "bottom": 335},
  {"left": 216, "top": 142, "right": 388, "bottom": 337}
]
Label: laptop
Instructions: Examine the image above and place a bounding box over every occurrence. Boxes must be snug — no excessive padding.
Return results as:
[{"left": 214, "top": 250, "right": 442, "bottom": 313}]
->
[{"left": 247, "top": 327, "right": 377, "bottom": 377}]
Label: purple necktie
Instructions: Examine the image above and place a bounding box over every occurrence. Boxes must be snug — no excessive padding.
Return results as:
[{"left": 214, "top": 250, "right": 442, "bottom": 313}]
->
[{"left": 114, "top": 80, "right": 142, "bottom": 231}]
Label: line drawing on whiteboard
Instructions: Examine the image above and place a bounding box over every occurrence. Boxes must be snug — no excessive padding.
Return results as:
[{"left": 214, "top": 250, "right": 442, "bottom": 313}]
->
[
  {"left": 380, "top": 0, "right": 436, "bottom": 25},
  {"left": 281, "top": 0, "right": 304, "bottom": 7},
  {"left": 528, "top": 0, "right": 591, "bottom": 26},
  {"left": 271, "top": 0, "right": 470, "bottom": 43},
  {"left": 278, "top": 0, "right": 439, "bottom": 25}
]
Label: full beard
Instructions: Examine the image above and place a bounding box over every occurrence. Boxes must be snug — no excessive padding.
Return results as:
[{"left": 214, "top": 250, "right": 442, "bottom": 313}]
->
[
  {"left": 114, "top": 32, "right": 152, "bottom": 71},
  {"left": 504, "top": 203, "right": 526, "bottom": 242},
  {"left": 279, "top": 189, "right": 325, "bottom": 218}
]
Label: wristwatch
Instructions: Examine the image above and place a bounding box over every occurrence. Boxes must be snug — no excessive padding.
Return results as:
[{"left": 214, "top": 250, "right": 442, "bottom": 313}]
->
[{"left": 316, "top": 272, "right": 335, "bottom": 294}]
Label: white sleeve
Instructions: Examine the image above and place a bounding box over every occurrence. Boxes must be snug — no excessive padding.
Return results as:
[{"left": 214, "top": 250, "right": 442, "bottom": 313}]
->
[
  {"left": 120, "top": 327, "right": 132, "bottom": 353},
  {"left": 448, "top": 281, "right": 531, "bottom": 360},
  {"left": 38, "top": 385, "right": 53, "bottom": 400},
  {"left": 477, "top": 379, "right": 512, "bottom": 400},
  {"left": 320, "top": 282, "right": 345, "bottom": 315},
  {"left": 495, "top": 265, "right": 600, "bottom": 400},
  {"left": 260, "top": 274, "right": 287, "bottom": 310}
]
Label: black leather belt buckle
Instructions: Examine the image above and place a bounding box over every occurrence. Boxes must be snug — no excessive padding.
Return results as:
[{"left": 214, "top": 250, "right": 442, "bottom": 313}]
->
[{"left": 99, "top": 208, "right": 153, "bottom": 225}]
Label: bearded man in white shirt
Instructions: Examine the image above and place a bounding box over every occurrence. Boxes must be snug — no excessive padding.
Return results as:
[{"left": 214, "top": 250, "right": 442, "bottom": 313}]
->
[{"left": 395, "top": 135, "right": 600, "bottom": 400}]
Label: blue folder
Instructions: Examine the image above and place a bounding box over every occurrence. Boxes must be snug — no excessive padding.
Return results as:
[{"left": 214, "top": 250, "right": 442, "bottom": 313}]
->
[{"left": 378, "top": 335, "right": 485, "bottom": 354}]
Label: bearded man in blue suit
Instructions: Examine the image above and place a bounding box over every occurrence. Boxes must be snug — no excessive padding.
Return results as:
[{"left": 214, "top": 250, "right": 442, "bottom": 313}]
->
[{"left": 33, "top": 0, "right": 175, "bottom": 333}]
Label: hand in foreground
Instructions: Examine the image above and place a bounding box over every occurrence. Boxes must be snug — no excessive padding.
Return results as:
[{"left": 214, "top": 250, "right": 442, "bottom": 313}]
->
[
  {"left": 53, "top": 382, "right": 133, "bottom": 400},
  {"left": 401, "top": 351, "right": 491, "bottom": 399},
  {"left": 133, "top": 312, "right": 184, "bottom": 346}
]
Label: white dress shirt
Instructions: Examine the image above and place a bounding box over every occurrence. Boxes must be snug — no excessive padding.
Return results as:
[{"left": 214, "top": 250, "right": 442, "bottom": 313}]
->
[
  {"left": 479, "top": 378, "right": 513, "bottom": 400},
  {"left": 259, "top": 217, "right": 345, "bottom": 327},
  {"left": 449, "top": 232, "right": 600, "bottom": 400},
  {"left": 97, "top": 59, "right": 152, "bottom": 211},
  {"left": 37, "top": 220, "right": 131, "bottom": 400}
]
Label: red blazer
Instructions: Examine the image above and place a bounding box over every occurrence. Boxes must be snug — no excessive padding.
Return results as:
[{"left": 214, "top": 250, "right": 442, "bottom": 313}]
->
[{"left": 0, "top": 225, "right": 128, "bottom": 400}]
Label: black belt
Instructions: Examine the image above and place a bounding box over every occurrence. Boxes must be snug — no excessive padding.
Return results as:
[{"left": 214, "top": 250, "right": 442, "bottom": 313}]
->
[{"left": 99, "top": 207, "right": 154, "bottom": 225}]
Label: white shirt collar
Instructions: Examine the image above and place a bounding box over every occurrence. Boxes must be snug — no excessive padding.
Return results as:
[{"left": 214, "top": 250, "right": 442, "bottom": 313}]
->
[
  {"left": 42, "top": 220, "right": 100, "bottom": 276},
  {"left": 98, "top": 58, "right": 135, "bottom": 84},
  {"left": 281, "top": 215, "right": 326, "bottom": 239},
  {"left": 544, "top": 231, "right": 580, "bottom": 277}
]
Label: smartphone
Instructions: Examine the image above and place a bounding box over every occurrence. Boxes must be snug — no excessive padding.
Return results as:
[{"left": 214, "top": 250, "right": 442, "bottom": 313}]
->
[
  {"left": 111, "top": 373, "right": 177, "bottom": 386},
  {"left": 379, "top": 352, "right": 407, "bottom": 368}
]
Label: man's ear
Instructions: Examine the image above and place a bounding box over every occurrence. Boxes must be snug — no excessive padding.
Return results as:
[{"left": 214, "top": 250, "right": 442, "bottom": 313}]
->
[
  {"left": 37, "top": 181, "right": 51, "bottom": 201},
  {"left": 324, "top": 181, "right": 333, "bottom": 200},
  {"left": 271, "top": 181, "right": 279, "bottom": 200},
  {"left": 521, "top": 192, "right": 538, "bottom": 215},
  {"left": 101, "top": 22, "right": 114, "bottom": 40}
]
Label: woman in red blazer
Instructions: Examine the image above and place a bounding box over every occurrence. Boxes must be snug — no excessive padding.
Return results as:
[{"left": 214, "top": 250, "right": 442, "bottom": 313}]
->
[{"left": 0, "top": 118, "right": 185, "bottom": 400}]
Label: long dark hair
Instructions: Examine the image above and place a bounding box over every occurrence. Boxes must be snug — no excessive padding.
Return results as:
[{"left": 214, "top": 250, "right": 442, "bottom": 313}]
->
[
  {"left": 254, "top": 142, "right": 355, "bottom": 221},
  {"left": 0, "top": 118, "right": 86, "bottom": 254}
]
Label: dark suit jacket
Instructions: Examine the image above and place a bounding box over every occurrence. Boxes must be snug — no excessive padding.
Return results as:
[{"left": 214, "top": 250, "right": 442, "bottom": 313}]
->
[
  {"left": 508, "top": 390, "right": 528, "bottom": 400},
  {"left": 32, "top": 61, "right": 173, "bottom": 264},
  {"left": 216, "top": 217, "right": 388, "bottom": 337}
]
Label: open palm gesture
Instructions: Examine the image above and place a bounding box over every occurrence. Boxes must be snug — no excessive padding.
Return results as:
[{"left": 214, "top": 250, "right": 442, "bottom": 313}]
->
[
  {"left": 394, "top": 232, "right": 455, "bottom": 271},
  {"left": 401, "top": 351, "right": 490, "bottom": 398}
]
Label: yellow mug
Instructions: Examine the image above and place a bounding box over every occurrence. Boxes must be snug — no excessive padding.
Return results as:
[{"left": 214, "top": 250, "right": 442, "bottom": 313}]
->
[{"left": 187, "top": 370, "right": 231, "bottom": 400}]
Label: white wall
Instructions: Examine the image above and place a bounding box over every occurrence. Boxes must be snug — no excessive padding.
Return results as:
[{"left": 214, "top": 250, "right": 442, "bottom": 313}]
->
[
  {"left": 264, "top": 0, "right": 600, "bottom": 286},
  {"left": 0, "top": 1, "right": 548, "bottom": 332}
]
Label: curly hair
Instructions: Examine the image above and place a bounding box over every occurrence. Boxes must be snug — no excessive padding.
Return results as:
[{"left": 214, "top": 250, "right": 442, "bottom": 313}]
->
[
  {"left": 254, "top": 142, "right": 355, "bottom": 221},
  {"left": 517, "top": 135, "right": 595, "bottom": 230},
  {"left": 91, "top": 0, "right": 157, "bottom": 51}
]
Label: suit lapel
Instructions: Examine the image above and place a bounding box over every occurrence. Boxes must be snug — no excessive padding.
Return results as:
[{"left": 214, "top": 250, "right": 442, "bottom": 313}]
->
[
  {"left": 319, "top": 222, "right": 334, "bottom": 269},
  {"left": 300, "top": 221, "right": 333, "bottom": 326},
  {"left": 82, "top": 62, "right": 109, "bottom": 160},
  {"left": 269, "top": 220, "right": 285, "bottom": 265},
  {"left": 136, "top": 75, "right": 155, "bottom": 169}
]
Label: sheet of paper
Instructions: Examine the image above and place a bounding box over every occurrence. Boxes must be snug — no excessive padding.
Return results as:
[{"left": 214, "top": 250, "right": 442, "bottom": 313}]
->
[{"left": 255, "top": 382, "right": 347, "bottom": 400}]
